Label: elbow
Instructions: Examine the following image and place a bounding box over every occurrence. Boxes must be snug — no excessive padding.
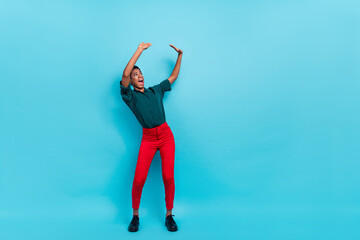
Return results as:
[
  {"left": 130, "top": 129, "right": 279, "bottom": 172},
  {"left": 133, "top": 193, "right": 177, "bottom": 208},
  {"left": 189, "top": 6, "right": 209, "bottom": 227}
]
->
[
  {"left": 122, "top": 70, "right": 131, "bottom": 78},
  {"left": 168, "top": 75, "right": 177, "bottom": 84}
]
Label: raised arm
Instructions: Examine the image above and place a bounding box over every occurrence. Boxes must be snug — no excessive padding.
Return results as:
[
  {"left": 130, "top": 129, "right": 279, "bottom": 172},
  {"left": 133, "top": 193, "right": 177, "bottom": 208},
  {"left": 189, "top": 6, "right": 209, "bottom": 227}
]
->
[
  {"left": 168, "top": 44, "right": 183, "bottom": 84},
  {"left": 121, "top": 42, "right": 152, "bottom": 87}
]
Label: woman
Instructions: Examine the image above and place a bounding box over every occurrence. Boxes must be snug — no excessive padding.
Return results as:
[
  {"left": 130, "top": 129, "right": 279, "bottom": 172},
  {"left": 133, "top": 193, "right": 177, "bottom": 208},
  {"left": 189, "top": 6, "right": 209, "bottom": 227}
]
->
[{"left": 120, "top": 42, "right": 183, "bottom": 232}]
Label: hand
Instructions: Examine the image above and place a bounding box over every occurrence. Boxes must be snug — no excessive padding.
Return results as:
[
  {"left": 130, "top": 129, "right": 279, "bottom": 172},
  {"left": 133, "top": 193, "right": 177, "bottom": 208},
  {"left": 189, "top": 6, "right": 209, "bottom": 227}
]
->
[
  {"left": 170, "top": 44, "right": 183, "bottom": 54},
  {"left": 139, "top": 42, "right": 152, "bottom": 50}
]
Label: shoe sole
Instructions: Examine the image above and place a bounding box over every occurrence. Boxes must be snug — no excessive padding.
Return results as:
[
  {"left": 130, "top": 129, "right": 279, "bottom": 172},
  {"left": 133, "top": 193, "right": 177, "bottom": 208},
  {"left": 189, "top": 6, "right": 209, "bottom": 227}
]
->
[
  {"left": 165, "top": 223, "right": 178, "bottom": 232},
  {"left": 167, "top": 228, "right": 178, "bottom": 232},
  {"left": 128, "top": 227, "right": 139, "bottom": 232}
]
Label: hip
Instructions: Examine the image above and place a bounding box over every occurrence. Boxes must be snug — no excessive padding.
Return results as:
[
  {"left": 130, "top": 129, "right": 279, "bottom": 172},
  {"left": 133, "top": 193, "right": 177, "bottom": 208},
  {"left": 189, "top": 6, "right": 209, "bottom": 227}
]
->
[{"left": 141, "top": 122, "right": 174, "bottom": 140}]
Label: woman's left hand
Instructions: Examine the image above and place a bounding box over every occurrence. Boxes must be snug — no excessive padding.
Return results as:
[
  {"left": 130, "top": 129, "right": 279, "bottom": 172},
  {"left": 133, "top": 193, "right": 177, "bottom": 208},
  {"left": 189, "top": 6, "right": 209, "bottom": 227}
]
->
[{"left": 170, "top": 44, "right": 183, "bottom": 54}]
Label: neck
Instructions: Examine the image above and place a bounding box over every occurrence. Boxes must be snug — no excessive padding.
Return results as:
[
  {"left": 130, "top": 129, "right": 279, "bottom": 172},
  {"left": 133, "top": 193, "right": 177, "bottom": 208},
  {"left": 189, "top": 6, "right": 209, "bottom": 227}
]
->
[{"left": 134, "top": 86, "right": 144, "bottom": 92}]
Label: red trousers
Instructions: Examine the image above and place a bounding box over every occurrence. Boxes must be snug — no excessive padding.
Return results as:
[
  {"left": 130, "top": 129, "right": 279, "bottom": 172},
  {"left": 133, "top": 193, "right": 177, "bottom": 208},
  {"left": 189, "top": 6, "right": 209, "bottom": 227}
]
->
[{"left": 132, "top": 122, "right": 175, "bottom": 210}]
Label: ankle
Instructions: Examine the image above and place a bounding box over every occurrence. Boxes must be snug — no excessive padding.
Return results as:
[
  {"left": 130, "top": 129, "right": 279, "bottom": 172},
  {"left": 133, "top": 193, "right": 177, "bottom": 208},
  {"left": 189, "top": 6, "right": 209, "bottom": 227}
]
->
[{"left": 133, "top": 209, "right": 139, "bottom": 217}]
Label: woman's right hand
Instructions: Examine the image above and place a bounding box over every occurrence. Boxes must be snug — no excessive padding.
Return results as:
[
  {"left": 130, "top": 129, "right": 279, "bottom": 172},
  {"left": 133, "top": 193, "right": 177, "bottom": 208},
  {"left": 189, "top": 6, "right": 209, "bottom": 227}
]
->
[{"left": 138, "top": 42, "right": 152, "bottom": 50}]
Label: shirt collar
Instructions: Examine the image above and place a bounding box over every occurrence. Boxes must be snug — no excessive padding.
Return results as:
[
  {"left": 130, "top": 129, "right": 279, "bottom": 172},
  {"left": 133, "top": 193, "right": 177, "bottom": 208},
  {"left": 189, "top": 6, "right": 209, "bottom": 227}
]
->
[{"left": 134, "top": 88, "right": 147, "bottom": 93}]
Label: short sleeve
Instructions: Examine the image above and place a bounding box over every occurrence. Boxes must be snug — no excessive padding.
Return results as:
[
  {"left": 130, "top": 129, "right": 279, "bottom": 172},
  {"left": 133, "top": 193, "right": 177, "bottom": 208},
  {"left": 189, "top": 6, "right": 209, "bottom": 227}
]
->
[
  {"left": 151, "top": 79, "right": 171, "bottom": 96},
  {"left": 120, "top": 80, "right": 133, "bottom": 103},
  {"left": 160, "top": 79, "right": 172, "bottom": 92}
]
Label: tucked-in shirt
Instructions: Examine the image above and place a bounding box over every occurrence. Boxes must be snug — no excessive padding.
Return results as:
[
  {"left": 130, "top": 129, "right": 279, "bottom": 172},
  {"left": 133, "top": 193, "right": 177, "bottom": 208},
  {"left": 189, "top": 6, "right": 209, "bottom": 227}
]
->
[{"left": 120, "top": 79, "right": 172, "bottom": 128}]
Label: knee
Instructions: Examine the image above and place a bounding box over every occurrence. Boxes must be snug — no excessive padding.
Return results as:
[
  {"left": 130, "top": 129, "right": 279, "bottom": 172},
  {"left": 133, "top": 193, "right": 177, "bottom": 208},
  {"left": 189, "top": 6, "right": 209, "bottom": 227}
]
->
[
  {"left": 133, "top": 177, "right": 146, "bottom": 187},
  {"left": 163, "top": 175, "right": 174, "bottom": 184}
]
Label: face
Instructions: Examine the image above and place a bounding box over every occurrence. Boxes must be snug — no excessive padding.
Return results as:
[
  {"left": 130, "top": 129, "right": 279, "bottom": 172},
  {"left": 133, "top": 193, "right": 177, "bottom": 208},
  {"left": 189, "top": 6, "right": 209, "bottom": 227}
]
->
[{"left": 130, "top": 68, "right": 144, "bottom": 89}]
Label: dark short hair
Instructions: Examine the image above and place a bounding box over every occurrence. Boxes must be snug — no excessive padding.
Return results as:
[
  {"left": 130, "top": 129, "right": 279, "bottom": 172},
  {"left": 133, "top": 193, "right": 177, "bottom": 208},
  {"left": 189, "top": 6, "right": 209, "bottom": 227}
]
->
[{"left": 133, "top": 65, "right": 140, "bottom": 71}]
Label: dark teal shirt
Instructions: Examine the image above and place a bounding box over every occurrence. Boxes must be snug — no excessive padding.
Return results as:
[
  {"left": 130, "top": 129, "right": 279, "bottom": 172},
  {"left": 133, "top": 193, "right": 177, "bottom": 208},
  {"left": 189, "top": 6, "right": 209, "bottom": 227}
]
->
[{"left": 120, "top": 79, "right": 172, "bottom": 128}]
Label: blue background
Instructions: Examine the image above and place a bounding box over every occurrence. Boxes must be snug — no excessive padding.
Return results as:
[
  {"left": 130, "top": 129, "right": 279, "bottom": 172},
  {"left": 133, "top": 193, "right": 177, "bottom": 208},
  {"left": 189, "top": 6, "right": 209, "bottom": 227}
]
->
[{"left": 1, "top": 0, "right": 359, "bottom": 239}]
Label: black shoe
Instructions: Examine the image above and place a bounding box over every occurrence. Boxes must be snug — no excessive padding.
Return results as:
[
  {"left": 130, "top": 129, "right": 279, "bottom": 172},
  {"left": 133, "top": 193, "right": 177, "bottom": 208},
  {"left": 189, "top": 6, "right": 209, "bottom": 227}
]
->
[
  {"left": 128, "top": 215, "right": 139, "bottom": 232},
  {"left": 165, "top": 214, "right": 178, "bottom": 232}
]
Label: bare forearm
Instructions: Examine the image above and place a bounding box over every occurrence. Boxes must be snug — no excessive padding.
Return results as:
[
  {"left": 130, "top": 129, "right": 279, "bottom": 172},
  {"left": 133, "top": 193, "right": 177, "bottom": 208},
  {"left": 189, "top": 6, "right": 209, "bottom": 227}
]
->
[
  {"left": 123, "top": 47, "right": 144, "bottom": 77},
  {"left": 170, "top": 53, "right": 183, "bottom": 78}
]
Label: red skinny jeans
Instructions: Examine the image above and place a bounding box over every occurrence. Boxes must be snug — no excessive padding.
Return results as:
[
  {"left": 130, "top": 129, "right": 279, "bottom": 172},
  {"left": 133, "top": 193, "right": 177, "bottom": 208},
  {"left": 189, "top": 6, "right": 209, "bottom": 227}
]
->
[{"left": 132, "top": 121, "right": 175, "bottom": 210}]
